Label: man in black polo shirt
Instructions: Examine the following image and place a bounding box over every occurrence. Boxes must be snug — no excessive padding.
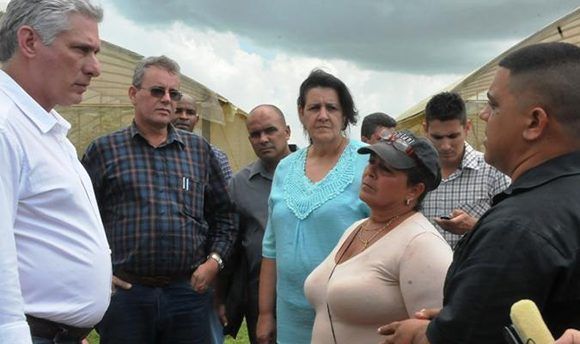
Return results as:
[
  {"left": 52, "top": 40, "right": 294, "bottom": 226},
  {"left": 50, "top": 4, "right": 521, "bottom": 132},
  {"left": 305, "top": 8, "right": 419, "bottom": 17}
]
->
[{"left": 379, "top": 42, "right": 580, "bottom": 343}]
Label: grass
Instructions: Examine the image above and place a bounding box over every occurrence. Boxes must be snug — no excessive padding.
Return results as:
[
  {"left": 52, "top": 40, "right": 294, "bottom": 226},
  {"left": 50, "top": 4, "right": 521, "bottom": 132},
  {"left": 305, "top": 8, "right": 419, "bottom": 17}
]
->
[
  {"left": 225, "top": 323, "right": 251, "bottom": 344},
  {"left": 84, "top": 320, "right": 251, "bottom": 344}
]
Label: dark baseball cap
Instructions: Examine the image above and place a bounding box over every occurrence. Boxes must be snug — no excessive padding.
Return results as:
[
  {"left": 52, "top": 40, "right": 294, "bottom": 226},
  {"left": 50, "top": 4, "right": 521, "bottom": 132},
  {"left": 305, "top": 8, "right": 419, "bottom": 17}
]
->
[{"left": 357, "top": 131, "right": 441, "bottom": 191}]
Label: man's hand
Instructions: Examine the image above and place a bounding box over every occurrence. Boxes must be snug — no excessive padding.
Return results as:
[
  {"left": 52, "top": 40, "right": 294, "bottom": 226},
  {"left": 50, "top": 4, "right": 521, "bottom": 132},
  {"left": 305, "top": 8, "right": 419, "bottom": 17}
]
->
[
  {"left": 191, "top": 259, "right": 219, "bottom": 293},
  {"left": 434, "top": 209, "right": 477, "bottom": 235},
  {"left": 378, "top": 319, "right": 430, "bottom": 344},
  {"left": 256, "top": 312, "right": 276, "bottom": 344},
  {"left": 216, "top": 302, "right": 228, "bottom": 327},
  {"left": 112, "top": 275, "right": 132, "bottom": 292},
  {"left": 555, "top": 329, "right": 580, "bottom": 344}
]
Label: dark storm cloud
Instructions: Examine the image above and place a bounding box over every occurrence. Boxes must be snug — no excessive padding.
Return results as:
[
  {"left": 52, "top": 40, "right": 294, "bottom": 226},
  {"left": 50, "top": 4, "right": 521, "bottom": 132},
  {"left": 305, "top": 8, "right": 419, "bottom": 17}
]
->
[{"left": 109, "top": 0, "right": 578, "bottom": 74}]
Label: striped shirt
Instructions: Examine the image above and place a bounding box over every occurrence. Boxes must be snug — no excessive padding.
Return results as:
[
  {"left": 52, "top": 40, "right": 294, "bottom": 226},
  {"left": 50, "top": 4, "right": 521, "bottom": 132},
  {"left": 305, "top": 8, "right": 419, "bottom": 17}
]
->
[
  {"left": 422, "top": 143, "right": 510, "bottom": 248},
  {"left": 82, "top": 122, "right": 237, "bottom": 276}
]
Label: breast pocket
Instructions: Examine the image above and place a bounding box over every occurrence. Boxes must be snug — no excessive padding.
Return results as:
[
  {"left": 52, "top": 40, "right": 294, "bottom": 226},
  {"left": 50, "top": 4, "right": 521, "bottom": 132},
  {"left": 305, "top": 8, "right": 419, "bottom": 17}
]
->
[{"left": 175, "top": 175, "right": 205, "bottom": 222}]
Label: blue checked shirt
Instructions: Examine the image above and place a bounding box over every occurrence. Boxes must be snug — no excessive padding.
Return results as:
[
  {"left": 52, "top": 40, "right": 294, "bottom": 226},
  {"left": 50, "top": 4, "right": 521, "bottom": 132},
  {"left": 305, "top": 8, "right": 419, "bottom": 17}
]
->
[
  {"left": 82, "top": 122, "right": 237, "bottom": 276},
  {"left": 422, "top": 143, "right": 511, "bottom": 249},
  {"left": 211, "top": 145, "right": 233, "bottom": 182}
]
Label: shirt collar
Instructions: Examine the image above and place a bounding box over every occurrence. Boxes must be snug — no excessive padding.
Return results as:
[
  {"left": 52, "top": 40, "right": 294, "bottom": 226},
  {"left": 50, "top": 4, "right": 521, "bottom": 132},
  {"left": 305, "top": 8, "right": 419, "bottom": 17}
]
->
[
  {"left": 249, "top": 159, "right": 274, "bottom": 181},
  {"left": 0, "top": 70, "right": 70, "bottom": 135},
  {"left": 493, "top": 151, "right": 580, "bottom": 205},
  {"left": 459, "top": 142, "right": 481, "bottom": 170},
  {"left": 129, "top": 120, "right": 184, "bottom": 148},
  {"left": 166, "top": 124, "right": 184, "bottom": 146}
]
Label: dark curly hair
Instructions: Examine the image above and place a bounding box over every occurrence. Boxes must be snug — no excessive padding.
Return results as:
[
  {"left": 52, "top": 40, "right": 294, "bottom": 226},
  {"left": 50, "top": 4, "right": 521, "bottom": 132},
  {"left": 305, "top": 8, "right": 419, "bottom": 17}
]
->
[{"left": 297, "top": 69, "right": 358, "bottom": 131}]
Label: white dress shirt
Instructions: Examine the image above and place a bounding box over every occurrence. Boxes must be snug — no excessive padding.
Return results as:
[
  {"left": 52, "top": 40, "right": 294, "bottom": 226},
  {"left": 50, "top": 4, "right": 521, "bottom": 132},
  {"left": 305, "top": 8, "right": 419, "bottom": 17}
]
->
[{"left": 0, "top": 70, "right": 112, "bottom": 344}]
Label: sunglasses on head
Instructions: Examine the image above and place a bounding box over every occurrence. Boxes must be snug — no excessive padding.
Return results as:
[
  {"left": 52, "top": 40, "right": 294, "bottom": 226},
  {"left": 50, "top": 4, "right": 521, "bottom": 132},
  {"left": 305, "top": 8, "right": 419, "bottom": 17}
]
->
[
  {"left": 175, "top": 107, "right": 197, "bottom": 116},
  {"left": 138, "top": 85, "right": 183, "bottom": 101},
  {"left": 380, "top": 131, "right": 415, "bottom": 157}
]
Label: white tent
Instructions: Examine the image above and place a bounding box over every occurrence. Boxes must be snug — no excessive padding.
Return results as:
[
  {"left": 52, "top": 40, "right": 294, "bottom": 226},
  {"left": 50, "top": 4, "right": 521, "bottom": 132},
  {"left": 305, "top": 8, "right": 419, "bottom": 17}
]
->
[{"left": 397, "top": 7, "right": 580, "bottom": 151}]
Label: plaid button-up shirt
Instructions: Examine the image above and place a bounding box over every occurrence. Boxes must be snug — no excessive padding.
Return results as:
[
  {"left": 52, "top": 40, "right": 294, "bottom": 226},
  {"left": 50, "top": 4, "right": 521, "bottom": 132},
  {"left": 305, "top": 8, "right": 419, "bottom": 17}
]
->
[
  {"left": 422, "top": 143, "right": 510, "bottom": 249},
  {"left": 211, "top": 145, "right": 233, "bottom": 182},
  {"left": 82, "top": 122, "right": 237, "bottom": 276}
]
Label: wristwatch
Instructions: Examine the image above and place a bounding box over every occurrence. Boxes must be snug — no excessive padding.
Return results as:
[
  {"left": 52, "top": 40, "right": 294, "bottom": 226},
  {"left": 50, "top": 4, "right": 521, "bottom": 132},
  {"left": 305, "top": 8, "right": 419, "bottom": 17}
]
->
[{"left": 207, "top": 252, "right": 224, "bottom": 271}]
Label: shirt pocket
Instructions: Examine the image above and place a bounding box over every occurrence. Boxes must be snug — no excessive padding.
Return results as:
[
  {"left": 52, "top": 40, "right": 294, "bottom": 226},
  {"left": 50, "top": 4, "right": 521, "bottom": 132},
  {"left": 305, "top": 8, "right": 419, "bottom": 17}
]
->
[{"left": 174, "top": 174, "right": 205, "bottom": 222}]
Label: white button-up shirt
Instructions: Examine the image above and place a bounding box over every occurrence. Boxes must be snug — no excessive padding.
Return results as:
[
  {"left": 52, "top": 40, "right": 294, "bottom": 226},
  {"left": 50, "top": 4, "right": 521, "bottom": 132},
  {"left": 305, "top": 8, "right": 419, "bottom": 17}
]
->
[{"left": 0, "top": 70, "right": 112, "bottom": 344}]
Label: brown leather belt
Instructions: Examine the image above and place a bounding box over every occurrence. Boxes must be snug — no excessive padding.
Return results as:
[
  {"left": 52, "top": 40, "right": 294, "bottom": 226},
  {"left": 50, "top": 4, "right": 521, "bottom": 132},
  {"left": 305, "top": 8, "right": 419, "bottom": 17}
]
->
[
  {"left": 116, "top": 271, "right": 191, "bottom": 288},
  {"left": 26, "top": 315, "right": 92, "bottom": 341}
]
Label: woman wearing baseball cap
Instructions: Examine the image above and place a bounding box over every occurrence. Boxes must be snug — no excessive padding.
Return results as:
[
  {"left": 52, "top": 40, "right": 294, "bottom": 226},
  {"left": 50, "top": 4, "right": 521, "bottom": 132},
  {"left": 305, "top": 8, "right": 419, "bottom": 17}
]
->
[{"left": 305, "top": 131, "right": 453, "bottom": 344}]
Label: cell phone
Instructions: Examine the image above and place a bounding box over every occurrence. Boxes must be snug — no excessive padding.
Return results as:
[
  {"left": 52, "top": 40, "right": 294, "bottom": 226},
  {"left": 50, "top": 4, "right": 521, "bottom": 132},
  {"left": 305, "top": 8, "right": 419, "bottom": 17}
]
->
[{"left": 439, "top": 215, "right": 452, "bottom": 220}]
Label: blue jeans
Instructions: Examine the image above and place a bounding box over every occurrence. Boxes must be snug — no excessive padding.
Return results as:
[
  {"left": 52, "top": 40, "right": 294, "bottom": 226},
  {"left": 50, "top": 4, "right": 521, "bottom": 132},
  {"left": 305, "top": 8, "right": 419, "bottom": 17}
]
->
[
  {"left": 97, "top": 281, "right": 211, "bottom": 344},
  {"left": 208, "top": 306, "right": 224, "bottom": 344},
  {"left": 208, "top": 289, "right": 224, "bottom": 344}
]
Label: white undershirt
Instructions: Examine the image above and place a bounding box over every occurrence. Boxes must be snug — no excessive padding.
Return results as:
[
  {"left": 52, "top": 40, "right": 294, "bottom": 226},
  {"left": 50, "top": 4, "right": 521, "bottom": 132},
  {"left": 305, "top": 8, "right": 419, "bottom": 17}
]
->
[{"left": 0, "top": 70, "right": 112, "bottom": 344}]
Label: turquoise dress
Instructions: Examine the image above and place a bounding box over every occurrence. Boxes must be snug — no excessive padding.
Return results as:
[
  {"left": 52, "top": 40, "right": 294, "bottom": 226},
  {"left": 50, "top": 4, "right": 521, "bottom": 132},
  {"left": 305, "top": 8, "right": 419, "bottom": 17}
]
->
[{"left": 262, "top": 139, "right": 370, "bottom": 344}]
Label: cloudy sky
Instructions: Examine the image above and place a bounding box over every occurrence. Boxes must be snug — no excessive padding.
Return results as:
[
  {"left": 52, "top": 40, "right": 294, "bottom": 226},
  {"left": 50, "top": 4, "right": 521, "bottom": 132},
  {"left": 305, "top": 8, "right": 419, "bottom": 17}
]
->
[{"left": 18, "top": 0, "right": 580, "bottom": 146}]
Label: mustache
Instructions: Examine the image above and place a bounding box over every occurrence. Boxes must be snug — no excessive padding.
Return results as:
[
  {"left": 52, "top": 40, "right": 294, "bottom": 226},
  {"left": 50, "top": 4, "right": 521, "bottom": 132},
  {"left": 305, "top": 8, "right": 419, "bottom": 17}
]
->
[{"left": 258, "top": 143, "right": 276, "bottom": 150}]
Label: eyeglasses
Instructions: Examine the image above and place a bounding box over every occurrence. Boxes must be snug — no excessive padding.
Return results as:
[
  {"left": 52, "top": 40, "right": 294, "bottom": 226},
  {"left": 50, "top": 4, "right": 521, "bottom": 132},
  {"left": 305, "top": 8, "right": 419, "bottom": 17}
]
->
[
  {"left": 380, "top": 131, "right": 415, "bottom": 157},
  {"left": 137, "top": 85, "right": 183, "bottom": 101},
  {"left": 175, "top": 107, "right": 197, "bottom": 116}
]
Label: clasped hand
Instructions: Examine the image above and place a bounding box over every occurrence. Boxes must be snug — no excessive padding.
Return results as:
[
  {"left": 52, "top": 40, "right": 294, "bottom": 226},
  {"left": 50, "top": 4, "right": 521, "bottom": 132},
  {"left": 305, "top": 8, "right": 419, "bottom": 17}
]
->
[{"left": 377, "top": 308, "right": 440, "bottom": 344}]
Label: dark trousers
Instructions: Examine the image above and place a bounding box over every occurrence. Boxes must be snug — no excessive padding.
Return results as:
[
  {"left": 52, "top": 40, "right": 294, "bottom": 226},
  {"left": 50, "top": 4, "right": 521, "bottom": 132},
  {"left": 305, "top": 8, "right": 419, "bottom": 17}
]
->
[
  {"left": 32, "top": 337, "right": 79, "bottom": 344},
  {"left": 245, "top": 279, "right": 259, "bottom": 344},
  {"left": 97, "top": 281, "right": 211, "bottom": 344}
]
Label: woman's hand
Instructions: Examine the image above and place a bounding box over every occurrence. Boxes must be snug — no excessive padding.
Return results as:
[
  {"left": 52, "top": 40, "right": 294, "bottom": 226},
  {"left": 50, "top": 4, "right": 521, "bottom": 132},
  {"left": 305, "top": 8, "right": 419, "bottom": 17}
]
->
[
  {"left": 414, "top": 308, "right": 441, "bottom": 320},
  {"left": 257, "top": 258, "right": 277, "bottom": 343},
  {"left": 256, "top": 313, "right": 276, "bottom": 344},
  {"left": 555, "top": 329, "right": 580, "bottom": 344}
]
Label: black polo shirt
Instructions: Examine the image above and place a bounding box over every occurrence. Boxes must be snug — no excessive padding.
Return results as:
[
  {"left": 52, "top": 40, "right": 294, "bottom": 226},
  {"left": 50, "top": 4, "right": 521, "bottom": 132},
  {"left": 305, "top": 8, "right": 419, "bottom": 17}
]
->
[{"left": 427, "top": 151, "right": 580, "bottom": 343}]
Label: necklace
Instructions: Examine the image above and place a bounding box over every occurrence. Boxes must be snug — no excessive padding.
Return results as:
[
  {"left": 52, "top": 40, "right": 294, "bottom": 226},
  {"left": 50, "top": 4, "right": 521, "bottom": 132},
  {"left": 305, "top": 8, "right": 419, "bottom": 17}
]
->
[
  {"left": 325, "top": 213, "right": 401, "bottom": 343},
  {"left": 356, "top": 215, "right": 400, "bottom": 249}
]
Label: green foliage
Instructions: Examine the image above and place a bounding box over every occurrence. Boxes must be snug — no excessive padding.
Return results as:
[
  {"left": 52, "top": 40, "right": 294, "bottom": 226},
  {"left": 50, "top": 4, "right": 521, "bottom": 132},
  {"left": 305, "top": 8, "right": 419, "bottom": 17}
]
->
[
  {"left": 84, "top": 321, "right": 251, "bottom": 343},
  {"left": 225, "top": 322, "right": 251, "bottom": 344},
  {"left": 86, "top": 331, "right": 99, "bottom": 343}
]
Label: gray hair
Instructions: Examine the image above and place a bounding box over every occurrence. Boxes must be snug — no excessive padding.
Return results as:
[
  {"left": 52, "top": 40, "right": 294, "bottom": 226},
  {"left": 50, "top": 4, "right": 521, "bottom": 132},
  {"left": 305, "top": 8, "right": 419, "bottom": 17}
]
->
[
  {"left": 132, "top": 55, "right": 181, "bottom": 87},
  {"left": 0, "top": 0, "right": 103, "bottom": 62}
]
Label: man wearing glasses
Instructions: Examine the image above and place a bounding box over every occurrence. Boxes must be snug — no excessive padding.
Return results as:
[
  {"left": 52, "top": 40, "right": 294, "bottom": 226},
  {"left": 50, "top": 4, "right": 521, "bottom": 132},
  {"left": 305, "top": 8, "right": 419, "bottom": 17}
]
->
[{"left": 82, "top": 55, "right": 237, "bottom": 343}]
